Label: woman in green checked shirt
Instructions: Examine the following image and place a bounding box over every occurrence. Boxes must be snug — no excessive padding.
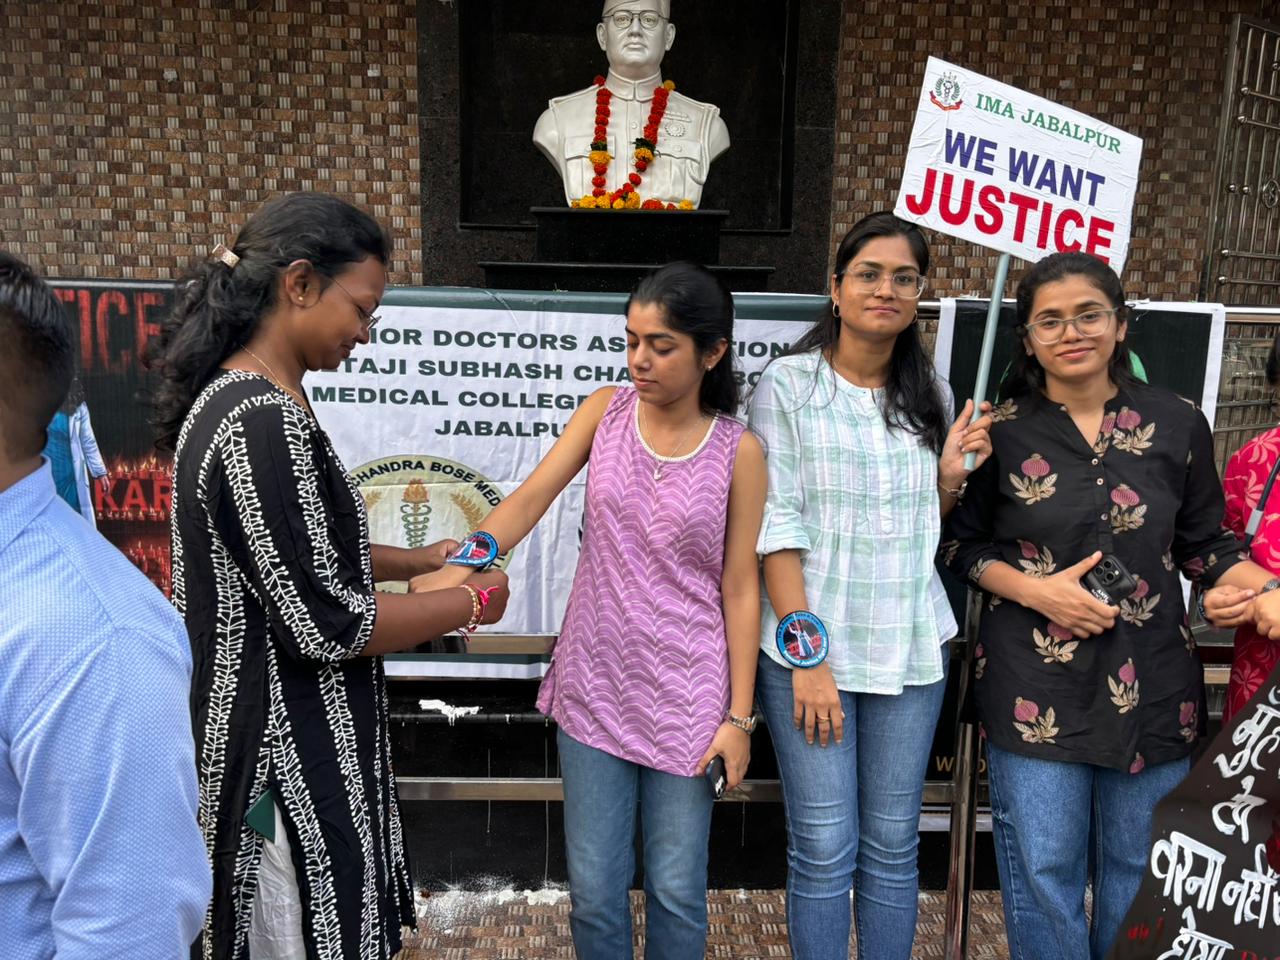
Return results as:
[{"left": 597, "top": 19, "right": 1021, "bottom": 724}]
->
[{"left": 747, "top": 211, "right": 992, "bottom": 960}]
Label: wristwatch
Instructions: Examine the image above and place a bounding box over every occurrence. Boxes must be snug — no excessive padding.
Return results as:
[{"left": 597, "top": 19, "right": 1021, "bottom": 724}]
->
[
  {"left": 1263, "top": 578, "right": 1280, "bottom": 594},
  {"left": 726, "top": 711, "right": 758, "bottom": 735}
]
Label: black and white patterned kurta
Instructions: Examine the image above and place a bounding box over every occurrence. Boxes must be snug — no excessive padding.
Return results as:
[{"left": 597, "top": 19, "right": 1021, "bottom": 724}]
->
[{"left": 172, "top": 371, "right": 412, "bottom": 960}]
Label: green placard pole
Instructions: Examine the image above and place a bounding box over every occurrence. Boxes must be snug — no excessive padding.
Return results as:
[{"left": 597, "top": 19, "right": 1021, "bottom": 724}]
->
[{"left": 964, "top": 252, "right": 1012, "bottom": 471}]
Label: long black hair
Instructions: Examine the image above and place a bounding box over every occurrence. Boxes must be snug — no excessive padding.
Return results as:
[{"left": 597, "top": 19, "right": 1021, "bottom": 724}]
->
[
  {"left": 626, "top": 261, "right": 739, "bottom": 416},
  {"left": 144, "top": 192, "right": 391, "bottom": 452},
  {"left": 999, "top": 251, "right": 1138, "bottom": 400},
  {"left": 777, "top": 211, "right": 948, "bottom": 455}
]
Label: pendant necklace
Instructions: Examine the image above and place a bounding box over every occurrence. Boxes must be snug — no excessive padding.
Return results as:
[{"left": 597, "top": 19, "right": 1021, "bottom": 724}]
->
[{"left": 640, "top": 403, "right": 706, "bottom": 481}]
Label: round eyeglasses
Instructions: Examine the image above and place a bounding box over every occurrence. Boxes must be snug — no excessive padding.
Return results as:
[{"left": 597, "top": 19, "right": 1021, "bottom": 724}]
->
[
  {"left": 1026, "top": 308, "right": 1118, "bottom": 345},
  {"left": 836, "top": 268, "right": 927, "bottom": 300},
  {"left": 604, "top": 10, "right": 666, "bottom": 31}
]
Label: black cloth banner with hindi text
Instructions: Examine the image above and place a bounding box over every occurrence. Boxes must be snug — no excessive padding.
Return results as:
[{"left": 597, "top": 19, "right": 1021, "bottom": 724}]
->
[{"left": 1108, "top": 657, "right": 1280, "bottom": 958}]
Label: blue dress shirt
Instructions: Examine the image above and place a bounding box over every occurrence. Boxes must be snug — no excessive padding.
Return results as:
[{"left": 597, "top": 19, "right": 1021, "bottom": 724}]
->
[{"left": 0, "top": 462, "right": 210, "bottom": 960}]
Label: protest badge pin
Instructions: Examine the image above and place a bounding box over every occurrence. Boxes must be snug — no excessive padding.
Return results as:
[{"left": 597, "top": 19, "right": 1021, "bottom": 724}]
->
[
  {"left": 776, "top": 611, "right": 829, "bottom": 669},
  {"left": 446, "top": 530, "right": 499, "bottom": 569}
]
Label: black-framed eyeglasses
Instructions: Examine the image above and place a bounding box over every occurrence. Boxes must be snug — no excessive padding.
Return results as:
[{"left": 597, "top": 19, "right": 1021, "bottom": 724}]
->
[
  {"left": 603, "top": 9, "right": 667, "bottom": 31},
  {"left": 330, "top": 277, "right": 381, "bottom": 332},
  {"left": 1026, "top": 308, "right": 1119, "bottom": 345}
]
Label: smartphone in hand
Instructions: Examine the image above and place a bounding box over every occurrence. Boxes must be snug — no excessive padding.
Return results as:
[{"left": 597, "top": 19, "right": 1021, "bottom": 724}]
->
[
  {"left": 704, "top": 755, "right": 727, "bottom": 800},
  {"left": 1082, "top": 553, "right": 1138, "bottom": 605}
]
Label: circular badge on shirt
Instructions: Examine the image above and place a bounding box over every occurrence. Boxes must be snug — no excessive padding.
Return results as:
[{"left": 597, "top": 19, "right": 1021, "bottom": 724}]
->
[
  {"left": 446, "top": 530, "right": 499, "bottom": 569},
  {"left": 776, "top": 611, "right": 829, "bottom": 668}
]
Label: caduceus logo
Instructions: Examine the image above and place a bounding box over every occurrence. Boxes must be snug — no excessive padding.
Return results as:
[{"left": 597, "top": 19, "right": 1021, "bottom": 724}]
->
[
  {"left": 930, "top": 72, "right": 963, "bottom": 112},
  {"left": 349, "top": 455, "right": 511, "bottom": 585},
  {"left": 399, "top": 478, "right": 432, "bottom": 548}
]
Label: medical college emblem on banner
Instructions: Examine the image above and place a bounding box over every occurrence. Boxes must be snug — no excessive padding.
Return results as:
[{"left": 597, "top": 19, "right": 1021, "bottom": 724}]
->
[{"left": 350, "top": 455, "right": 510, "bottom": 578}]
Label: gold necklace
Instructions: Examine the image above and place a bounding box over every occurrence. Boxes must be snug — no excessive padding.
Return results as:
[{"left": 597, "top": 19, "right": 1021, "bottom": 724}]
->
[
  {"left": 241, "top": 345, "right": 309, "bottom": 413},
  {"left": 640, "top": 402, "right": 708, "bottom": 481}
]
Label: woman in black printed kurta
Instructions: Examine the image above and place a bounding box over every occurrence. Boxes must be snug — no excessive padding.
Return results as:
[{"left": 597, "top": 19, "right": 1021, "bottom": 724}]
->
[
  {"left": 147, "top": 193, "right": 508, "bottom": 960},
  {"left": 943, "top": 253, "right": 1275, "bottom": 960}
]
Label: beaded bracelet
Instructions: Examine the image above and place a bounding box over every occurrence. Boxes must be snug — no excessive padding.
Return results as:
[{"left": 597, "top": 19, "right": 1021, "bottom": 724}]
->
[
  {"left": 459, "top": 584, "right": 482, "bottom": 638},
  {"left": 458, "top": 583, "right": 501, "bottom": 640}
]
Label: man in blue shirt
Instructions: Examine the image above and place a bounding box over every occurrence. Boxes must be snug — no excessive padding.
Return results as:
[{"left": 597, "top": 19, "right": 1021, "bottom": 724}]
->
[{"left": 0, "top": 251, "right": 210, "bottom": 959}]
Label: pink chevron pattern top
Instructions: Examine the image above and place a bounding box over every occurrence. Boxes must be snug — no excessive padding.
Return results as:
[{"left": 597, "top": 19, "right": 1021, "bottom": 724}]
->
[{"left": 537, "top": 387, "right": 744, "bottom": 777}]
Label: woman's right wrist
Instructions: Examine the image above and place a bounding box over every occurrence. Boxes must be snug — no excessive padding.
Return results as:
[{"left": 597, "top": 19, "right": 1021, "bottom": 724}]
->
[{"left": 1015, "top": 575, "right": 1049, "bottom": 611}]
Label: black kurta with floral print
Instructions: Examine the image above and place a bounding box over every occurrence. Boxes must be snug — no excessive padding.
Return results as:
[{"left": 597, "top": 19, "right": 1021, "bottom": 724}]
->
[{"left": 943, "top": 385, "right": 1247, "bottom": 772}]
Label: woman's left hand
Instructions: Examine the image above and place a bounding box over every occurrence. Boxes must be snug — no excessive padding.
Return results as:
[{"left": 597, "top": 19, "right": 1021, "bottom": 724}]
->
[
  {"left": 411, "top": 539, "right": 460, "bottom": 575},
  {"left": 938, "top": 399, "right": 994, "bottom": 488},
  {"left": 1202, "top": 584, "right": 1256, "bottom": 628},
  {"left": 696, "top": 723, "right": 751, "bottom": 792}
]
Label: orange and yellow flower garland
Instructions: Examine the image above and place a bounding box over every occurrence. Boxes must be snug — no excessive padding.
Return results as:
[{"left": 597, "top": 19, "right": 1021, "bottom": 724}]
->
[{"left": 570, "top": 76, "right": 695, "bottom": 211}]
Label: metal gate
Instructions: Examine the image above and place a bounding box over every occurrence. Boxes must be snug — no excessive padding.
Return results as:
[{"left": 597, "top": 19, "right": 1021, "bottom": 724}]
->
[{"left": 1204, "top": 16, "right": 1280, "bottom": 306}]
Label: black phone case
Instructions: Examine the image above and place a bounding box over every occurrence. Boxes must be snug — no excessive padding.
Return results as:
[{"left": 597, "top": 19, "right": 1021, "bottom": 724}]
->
[
  {"left": 705, "top": 755, "right": 726, "bottom": 800},
  {"left": 1082, "top": 554, "right": 1139, "bottom": 604}
]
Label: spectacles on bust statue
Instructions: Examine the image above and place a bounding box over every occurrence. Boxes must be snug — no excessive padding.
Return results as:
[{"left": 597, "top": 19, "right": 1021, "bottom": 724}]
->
[{"left": 604, "top": 10, "right": 667, "bottom": 31}]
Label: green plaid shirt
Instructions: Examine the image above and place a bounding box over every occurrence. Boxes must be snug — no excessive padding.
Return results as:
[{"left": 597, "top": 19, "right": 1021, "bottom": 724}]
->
[{"left": 748, "top": 351, "right": 956, "bottom": 693}]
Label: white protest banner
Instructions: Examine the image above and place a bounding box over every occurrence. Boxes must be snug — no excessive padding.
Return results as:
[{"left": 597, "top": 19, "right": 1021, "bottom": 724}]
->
[
  {"left": 894, "top": 57, "right": 1143, "bottom": 270},
  {"left": 308, "top": 290, "right": 807, "bottom": 638}
]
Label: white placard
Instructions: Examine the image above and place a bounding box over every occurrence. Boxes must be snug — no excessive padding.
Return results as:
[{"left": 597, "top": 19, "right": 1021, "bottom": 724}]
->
[{"left": 895, "top": 57, "right": 1143, "bottom": 271}]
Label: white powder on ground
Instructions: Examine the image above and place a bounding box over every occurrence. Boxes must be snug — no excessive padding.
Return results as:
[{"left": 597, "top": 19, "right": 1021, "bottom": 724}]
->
[
  {"left": 415, "top": 877, "right": 570, "bottom": 932},
  {"left": 417, "top": 699, "right": 481, "bottom": 725}
]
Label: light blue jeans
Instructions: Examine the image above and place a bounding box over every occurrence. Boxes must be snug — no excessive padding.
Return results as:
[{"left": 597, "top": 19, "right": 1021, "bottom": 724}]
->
[
  {"left": 986, "top": 742, "right": 1191, "bottom": 960},
  {"left": 557, "top": 728, "right": 714, "bottom": 960},
  {"left": 756, "top": 651, "right": 949, "bottom": 960}
]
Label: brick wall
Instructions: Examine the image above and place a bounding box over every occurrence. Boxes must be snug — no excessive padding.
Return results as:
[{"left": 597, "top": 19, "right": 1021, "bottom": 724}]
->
[{"left": 0, "top": 1, "right": 421, "bottom": 283}]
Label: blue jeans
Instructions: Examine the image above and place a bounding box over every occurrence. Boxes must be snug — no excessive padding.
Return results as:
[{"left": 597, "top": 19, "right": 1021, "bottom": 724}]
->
[
  {"left": 756, "top": 651, "right": 948, "bottom": 960},
  {"left": 986, "top": 742, "right": 1191, "bottom": 960},
  {"left": 557, "top": 728, "right": 714, "bottom": 960}
]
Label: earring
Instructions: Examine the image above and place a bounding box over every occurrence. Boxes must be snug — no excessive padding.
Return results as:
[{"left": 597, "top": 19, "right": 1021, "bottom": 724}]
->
[{"left": 832, "top": 302, "right": 840, "bottom": 318}]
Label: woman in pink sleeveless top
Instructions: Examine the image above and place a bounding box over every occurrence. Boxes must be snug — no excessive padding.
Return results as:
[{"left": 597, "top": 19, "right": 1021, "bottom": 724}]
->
[{"left": 415, "top": 262, "right": 766, "bottom": 959}]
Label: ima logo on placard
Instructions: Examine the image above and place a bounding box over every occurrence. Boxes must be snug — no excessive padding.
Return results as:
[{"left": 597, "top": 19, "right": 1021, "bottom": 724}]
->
[
  {"left": 930, "top": 72, "right": 963, "bottom": 112},
  {"left": 349, "top": 454, "right": 510, "bottom": 583}
]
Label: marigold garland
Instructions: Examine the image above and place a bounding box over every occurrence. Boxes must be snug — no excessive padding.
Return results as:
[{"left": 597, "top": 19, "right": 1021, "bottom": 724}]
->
[{"left": 569, "top": 77, "right": 693, "bottom": 211}]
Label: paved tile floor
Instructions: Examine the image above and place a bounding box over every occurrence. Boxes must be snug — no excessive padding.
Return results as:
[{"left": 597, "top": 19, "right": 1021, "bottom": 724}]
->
[{"left": 402, "top": 888, "right": 1011, "bottom": 958}]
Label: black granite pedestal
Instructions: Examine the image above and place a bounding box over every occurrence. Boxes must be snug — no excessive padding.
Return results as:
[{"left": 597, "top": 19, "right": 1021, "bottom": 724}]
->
[
  {"left": 480, "top": 207, "right": 773, "bottom": 292},
  {"left": 479, "top": 260, "right": 773, "bottom": 292},
  {"left": 533, "top": 207, "right": 727, "bottom": 263}
]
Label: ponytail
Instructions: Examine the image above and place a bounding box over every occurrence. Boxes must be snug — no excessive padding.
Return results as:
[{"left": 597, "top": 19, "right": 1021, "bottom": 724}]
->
[{"left": 144, "top": 192, "right": 391, "bottom": 451}]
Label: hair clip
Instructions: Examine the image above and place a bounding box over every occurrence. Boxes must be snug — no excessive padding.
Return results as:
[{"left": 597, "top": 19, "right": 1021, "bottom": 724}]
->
[{"left": 211, "top": 243, "right": 240, "bottom": 269}]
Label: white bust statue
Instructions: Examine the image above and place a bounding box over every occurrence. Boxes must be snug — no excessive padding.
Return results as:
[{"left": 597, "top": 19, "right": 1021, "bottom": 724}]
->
[{"left": 533, "top": 0, "right": 730, "bottom": 208}]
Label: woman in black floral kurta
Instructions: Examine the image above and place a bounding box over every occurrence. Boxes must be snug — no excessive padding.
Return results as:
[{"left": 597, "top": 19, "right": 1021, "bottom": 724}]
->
[{"left": 943, "top": 253, "right": 1274, "bottom": 960}]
